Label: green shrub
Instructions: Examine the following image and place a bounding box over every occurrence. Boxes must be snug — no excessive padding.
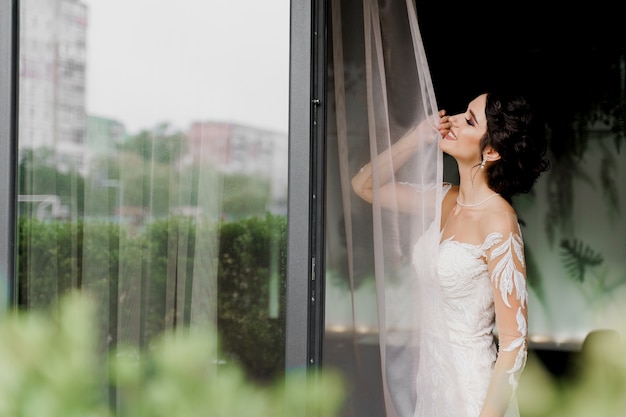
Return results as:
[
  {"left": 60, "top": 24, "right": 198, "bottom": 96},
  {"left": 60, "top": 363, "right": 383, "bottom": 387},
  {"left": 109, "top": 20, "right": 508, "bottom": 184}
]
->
[
  {"left": 0, "top": 292, "right": 345, "bottom": 417},
  {"left": 217, "top": 214, "right": 287, "bottom": 381},
  {"left": 16, "top": 214, "right": 287, "bottom": 382}
]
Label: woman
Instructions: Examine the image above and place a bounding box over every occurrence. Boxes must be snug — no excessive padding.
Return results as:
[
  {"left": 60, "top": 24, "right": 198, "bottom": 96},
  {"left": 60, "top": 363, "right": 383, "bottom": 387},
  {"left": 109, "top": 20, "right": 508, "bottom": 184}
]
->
[{"left": 351, "top": 91, "right": 550, "bottom": 417}]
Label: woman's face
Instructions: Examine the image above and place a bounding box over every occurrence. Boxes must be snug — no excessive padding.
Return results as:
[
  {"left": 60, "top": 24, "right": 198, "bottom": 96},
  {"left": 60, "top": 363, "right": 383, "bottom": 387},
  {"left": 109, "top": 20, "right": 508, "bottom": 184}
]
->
[{"left": 439, "top": 93, "right": 488, "bottom": 165}]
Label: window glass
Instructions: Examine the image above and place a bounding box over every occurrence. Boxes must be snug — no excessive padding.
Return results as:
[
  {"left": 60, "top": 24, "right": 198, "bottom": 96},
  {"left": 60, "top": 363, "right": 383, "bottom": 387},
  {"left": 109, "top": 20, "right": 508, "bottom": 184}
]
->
[{"left": 17, "top": 0, "right": 289, "bottom": 387}]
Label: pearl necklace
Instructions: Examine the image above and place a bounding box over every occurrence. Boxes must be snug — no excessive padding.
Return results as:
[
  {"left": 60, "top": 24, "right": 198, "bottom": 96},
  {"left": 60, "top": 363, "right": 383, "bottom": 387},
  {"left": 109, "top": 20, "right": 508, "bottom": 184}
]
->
[{"left": 456, "top": 193, "right": 500, "bottom": 208}]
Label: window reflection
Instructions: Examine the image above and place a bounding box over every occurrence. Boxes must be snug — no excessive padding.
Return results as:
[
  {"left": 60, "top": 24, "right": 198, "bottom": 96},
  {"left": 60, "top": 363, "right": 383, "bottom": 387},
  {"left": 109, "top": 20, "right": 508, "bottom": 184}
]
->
[{"left": 17, "top": 0, "right": 289, "bottom": 388}]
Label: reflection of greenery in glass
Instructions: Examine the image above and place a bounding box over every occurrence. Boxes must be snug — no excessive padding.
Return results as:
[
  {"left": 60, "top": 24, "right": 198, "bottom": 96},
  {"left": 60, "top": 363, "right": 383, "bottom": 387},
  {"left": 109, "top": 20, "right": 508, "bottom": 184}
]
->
[
  {"left": 16, "top": 214, "right": 287, "bottom": 383},
  {"left": 0, "top": 293, "right": 345, "bottom": 417},
  {"left": 118, "top": 123, "right": 186, "bottom": 165},
  {"left": 18, "top": 148, "right": 85, "bottom": 216},
  {"left": 217, "top": 214, "right": 287, "bottom": 381},
  {"left": 17, "top": 116, "right": 286, "bottom": 383},
  {"left": 222, "top": 173, "right": 272, "bottom": 220},
  {"left": 19, "top": 125, "right": 275, "bottom": 221}
]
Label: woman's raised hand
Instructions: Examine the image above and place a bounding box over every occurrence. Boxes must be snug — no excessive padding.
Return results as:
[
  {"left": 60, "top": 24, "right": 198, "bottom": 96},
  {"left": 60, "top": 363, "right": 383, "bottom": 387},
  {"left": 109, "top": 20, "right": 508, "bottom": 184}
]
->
[{"left": 437, "top": 109, "right": 451, "bottom": 138}]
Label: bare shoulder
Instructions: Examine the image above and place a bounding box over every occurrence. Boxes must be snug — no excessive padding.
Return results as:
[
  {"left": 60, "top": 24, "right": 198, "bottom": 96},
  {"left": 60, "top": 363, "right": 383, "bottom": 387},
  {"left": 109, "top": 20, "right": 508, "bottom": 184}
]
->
[{"left": 478, "top": 197, "right": 521, "bottom": 237}]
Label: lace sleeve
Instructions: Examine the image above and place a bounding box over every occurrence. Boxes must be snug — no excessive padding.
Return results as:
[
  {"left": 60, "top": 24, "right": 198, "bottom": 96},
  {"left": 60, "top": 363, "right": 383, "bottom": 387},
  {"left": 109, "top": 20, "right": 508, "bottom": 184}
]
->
[{"left": 481, "top": 222, "right": 528, "bottom": 417}]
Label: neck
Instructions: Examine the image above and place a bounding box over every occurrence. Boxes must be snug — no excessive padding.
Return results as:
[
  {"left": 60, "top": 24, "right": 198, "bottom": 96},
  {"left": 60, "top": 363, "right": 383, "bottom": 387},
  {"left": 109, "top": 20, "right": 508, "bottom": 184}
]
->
[{"left": 456, "top": 164, "right": 494, "bottom": 204}]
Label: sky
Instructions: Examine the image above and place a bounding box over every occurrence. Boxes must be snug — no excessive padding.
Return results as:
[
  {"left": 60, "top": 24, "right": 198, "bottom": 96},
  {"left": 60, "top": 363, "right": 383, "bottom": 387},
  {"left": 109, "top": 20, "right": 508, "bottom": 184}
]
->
[{"left": 83, "top": 0, "right": 290, "bottom": 135}]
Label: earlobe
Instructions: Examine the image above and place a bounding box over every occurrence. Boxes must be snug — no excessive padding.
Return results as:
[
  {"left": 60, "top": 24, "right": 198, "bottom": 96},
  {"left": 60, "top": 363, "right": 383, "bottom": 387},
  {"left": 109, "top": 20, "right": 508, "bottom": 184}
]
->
[{"left": 484, "top": 147, "right": 501, "bottom": 162}]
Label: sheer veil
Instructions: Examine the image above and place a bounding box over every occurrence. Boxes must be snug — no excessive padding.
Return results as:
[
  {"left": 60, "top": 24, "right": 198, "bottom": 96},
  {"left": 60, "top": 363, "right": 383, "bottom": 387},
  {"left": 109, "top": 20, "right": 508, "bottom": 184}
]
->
[{"left": 328, "top": 0, "right": 463, "bottom": 415}]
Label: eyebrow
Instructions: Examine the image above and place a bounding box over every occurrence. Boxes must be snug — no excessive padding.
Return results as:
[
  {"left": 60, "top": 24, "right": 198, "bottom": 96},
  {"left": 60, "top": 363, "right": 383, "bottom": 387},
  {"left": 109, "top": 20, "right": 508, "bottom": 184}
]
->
[{"left": 469, "top": 109, "right": 479, "bottom": 125}]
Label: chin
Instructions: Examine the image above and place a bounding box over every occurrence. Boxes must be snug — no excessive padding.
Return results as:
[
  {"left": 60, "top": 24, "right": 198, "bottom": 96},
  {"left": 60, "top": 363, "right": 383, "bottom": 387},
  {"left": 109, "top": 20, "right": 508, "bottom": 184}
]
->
[{"left": 438, "top": 138, "right": 454, "bottom": 152}]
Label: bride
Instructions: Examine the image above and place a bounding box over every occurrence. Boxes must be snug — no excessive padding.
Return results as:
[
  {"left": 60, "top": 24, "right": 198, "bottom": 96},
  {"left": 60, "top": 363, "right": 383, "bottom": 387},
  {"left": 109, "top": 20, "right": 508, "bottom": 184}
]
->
[{"left": 351, "top": 90, "right": 550, "bottom": 417}]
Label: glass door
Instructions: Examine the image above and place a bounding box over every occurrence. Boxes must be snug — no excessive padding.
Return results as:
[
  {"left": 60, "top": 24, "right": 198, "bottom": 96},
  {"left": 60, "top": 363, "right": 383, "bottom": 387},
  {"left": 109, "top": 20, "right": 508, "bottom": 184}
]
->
[{"left": 16, "top": 0, "right": 290, "bottom": 392}]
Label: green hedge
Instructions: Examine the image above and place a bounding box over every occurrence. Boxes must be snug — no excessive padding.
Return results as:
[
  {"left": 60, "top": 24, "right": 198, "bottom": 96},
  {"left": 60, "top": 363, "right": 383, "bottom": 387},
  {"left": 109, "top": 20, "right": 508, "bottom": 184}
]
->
[{"left": 16, "top": 213, "right": 287, "bottom": 383}]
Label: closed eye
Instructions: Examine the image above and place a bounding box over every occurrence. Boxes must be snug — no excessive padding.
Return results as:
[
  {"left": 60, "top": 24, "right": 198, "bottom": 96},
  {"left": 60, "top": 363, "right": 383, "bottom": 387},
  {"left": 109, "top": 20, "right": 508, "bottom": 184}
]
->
[{"left": 465, "top": 118, "right": 474, "bottom": 126}]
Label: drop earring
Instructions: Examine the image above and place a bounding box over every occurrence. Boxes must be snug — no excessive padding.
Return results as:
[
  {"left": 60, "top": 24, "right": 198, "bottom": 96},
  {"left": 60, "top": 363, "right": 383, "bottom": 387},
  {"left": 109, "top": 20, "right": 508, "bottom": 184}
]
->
[{"left": 480, "top": 157, "right": 486, "bottom": 169}]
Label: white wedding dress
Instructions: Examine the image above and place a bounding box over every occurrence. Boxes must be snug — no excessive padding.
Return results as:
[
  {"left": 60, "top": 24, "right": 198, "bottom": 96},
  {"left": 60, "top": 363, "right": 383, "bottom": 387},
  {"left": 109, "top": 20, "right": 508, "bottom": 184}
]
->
[
  {"left": 329, "top": 1, "right": 528, "bottom": 415},
  {"left": 411, "top": 184, "right": 527, "bottom": 417}
]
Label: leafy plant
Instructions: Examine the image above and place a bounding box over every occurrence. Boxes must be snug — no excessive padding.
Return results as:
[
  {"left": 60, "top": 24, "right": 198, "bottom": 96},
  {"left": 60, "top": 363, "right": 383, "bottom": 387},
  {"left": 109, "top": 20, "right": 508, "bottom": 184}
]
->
[
  {"left": 559, "top": 237, "right": 626, "bottom": 306},
  {"left": 0, "top": 293, "right": 345, "bottom": 417},
  {"left": 560, "top": 238, "right": 604, "bottom": 284},
  {"left": 17, "top": 213, "right": 289, "bottom": 383},
  {"left": 518, "top": 327, "right": 626, "bottom": 417}
]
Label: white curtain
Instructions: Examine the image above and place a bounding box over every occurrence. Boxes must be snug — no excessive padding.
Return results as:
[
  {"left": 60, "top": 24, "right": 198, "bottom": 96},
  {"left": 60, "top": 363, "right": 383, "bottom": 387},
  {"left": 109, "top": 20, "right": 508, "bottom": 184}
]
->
[{"left": 327, "top": 0, "right": 462, "bottom": 415}]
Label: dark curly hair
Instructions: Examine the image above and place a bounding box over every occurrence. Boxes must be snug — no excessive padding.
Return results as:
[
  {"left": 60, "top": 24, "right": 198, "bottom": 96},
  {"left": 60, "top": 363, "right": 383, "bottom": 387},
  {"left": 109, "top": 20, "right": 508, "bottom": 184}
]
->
[{"left": 480, "top": 91, "right": 550, "bottom": 199}]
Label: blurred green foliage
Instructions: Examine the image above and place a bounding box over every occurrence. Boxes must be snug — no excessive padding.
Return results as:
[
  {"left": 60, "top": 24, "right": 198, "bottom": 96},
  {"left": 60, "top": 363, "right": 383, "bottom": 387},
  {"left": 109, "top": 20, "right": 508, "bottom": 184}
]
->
[
  {"left": 18, "top": 144, "right": 273, "bottom": 220},
  {"left": 0, "top": 293, "right": 345, "bottom": 417},
  {"left": 17, "top": 213, "right": 287, "bottom": 383},
  {"left": 519, "top": 329, "right": 626, "bottom": 417}
]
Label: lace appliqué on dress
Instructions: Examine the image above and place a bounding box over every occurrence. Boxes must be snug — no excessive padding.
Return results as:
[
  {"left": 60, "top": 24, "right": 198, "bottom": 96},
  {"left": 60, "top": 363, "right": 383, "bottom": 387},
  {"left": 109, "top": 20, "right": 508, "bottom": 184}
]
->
[
  {"left": 489, "top": 230, "right": 527, "bottom": 308},
  {"left": 486, "top": 228, "right": 528, "bottom": 391},
  {"left": 503, "top": 307, "right": 528, "bottom": 389}
]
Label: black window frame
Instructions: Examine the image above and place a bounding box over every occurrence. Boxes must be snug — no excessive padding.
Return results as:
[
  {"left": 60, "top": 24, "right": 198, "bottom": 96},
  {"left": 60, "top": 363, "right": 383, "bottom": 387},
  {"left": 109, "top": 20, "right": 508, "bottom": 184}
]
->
[{"left": 0, "top": 0, "right": 19, "bottom": 310}]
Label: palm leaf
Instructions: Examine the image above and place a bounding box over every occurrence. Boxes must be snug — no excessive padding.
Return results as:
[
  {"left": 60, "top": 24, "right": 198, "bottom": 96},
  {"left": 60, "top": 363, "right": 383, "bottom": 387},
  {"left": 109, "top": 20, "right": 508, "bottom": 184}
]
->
[{"left": 560, "top": 238, "right": 604, "bottom": 283}]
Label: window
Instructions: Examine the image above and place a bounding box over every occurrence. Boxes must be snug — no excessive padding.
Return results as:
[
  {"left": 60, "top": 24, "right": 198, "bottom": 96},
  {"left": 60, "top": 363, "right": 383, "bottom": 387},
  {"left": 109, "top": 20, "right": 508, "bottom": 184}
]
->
[{"left": 14, "top": 0, "right": 290, "bottom": 393}]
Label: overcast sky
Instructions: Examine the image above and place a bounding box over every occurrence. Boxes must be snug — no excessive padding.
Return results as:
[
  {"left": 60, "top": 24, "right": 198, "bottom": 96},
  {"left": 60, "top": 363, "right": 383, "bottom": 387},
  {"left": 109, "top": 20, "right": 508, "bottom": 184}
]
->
[{"left": 83, "top": 0, "right": 290, "bottom": 135}]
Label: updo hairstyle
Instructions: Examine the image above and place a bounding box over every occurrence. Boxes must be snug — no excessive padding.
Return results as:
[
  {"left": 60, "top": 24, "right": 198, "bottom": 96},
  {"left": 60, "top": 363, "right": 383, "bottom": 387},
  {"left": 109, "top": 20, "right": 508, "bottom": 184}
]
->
[{"left": 481, "top": 91, "right": 550, "bottom": 198}]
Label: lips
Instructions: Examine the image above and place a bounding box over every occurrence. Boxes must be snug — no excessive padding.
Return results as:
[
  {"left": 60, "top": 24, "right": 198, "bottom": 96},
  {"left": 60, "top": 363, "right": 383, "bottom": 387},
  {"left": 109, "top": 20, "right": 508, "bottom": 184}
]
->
[{"left": 445, "top": 130, "right": 457, "bottom": 141}]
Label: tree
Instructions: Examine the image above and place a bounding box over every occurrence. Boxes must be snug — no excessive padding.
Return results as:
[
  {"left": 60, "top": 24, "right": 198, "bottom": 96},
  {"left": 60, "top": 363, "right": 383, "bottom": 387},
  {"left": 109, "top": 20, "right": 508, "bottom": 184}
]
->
[
  {"left": 118, "top": 123, "right": 186, "bottom": 165},
  {"left": 18, "top": 147, "right": 85, "bottom": 217}
]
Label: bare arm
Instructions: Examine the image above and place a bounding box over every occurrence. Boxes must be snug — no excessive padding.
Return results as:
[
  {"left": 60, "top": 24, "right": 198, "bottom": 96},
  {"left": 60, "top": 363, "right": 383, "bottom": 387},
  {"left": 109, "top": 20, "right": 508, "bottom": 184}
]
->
[{"left": 351, "top": 110, "right": 450, "bottom": 213}]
